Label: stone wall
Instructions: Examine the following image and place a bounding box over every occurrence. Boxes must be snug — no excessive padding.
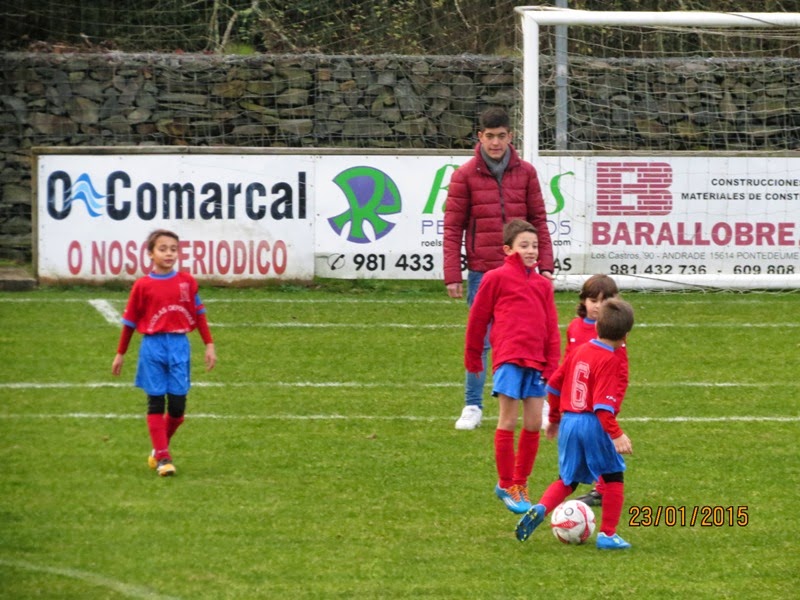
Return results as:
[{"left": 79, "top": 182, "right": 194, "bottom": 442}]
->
[
  {"left": 2, "top": 51, "right": 799, "bottom": 262},
  {"left": 0, "top": 52, "right": 518, "bottom": 261}
]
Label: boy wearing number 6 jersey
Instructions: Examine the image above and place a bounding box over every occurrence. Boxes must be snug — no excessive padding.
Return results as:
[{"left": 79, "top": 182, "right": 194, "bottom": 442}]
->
[{"left": 516, "top": 298, "right": 634, "bottom": 549}]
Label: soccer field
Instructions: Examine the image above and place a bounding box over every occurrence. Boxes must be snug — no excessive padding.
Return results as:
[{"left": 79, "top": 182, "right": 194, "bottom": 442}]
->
[{"left": 1, "top": 282, "right": 798, "bottom": 599}]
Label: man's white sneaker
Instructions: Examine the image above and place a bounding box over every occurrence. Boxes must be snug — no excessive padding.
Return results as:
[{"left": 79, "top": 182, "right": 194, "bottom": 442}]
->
[{"left": 455, "top": 406, "right": 482, "bottom": 430}]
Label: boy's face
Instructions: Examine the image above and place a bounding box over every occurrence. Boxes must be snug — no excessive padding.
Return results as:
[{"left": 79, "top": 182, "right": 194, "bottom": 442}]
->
[
  {"left": 585, "top": 295, "right": 605, "bottom": 321},
  {"left": 148, "top": 235, "right": 179, "bottom": 274},
  {"left": 504, "top": 231, "right": 538, "bottom": 267},
  {"left": 477, "top": 126, "right": 512, "bottom": 161}
]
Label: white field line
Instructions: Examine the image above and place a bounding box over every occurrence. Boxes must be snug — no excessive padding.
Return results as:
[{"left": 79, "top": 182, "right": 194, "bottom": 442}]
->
[
  {"left": 0, "top": 558, "right": 180, "bottom": 600},
  {"left": 88, "top": 299, "right": 121, "bottom": 324},
  {"left": 3, "top": 297, "right": 795, "bottom": 330},
  {"left": 1, "top": 295, "right": 796, "bottom": 305},
  {"left": 208, "top": 322, "right": 797, "bottom": 328},
  {"left": 0, "top": 412, "right": 797, "bottom": 423},
  {"left": 0, "top": 380, "right": 792, "bottom": 390}
]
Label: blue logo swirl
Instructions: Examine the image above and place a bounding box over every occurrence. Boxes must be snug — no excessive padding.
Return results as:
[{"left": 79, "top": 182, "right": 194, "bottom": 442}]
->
[{"left": 68, "top": 173, "right": 105, "bottom": 217}]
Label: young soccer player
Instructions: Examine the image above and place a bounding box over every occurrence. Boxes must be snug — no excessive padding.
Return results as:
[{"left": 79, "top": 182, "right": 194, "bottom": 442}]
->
[
  {"left": 565, "top": 274, "right": 629, "bottom": 507},
  {"left": 515, "top": 298, "right": 634, "bottom": 549},
  {"left": 465, "top": 219, "right": 561, "bottom": 514},
  {"left": 111, "top": 229, "right": 216, "bottom": 477}
]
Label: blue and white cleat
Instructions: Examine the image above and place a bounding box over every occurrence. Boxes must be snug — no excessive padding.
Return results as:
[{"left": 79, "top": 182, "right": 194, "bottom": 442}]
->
[
  {"left": 515, "top": 503, "right": 546, "bottom": 542},
  {"left": 495, "top": 484, "right": 532, "bottom": 514},
  {"left": 596, "top": 532, "right": 631, "bottom": 550}
]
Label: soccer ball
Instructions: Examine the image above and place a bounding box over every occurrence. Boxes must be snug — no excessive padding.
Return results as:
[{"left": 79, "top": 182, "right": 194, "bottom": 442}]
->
[{"left": 550, "top": 500, "right": 596, "bottom": 545}]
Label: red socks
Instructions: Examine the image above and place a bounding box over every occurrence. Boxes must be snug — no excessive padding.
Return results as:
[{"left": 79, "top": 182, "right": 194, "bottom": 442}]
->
[
  {"left": 166, "top": 415, "right": 184, "bottom": 441},
  {"left": 147, "top": 414, "right": 170, "bottom": 461},
  {"left": 513, "top": 429, "right": 540, "bottom": 487},
  {"left": 539, "top": 479, "right": 574, "bottom": 514},
  {"left": 495, "top": 428, "right": 541, "bottom": 489},
  {"left": 494, "top": 429, "right": 515, "bottom": 489},
  {"left": 148, "top": 414, "right": 184, "bottom": 461},
  {"left": 600, "top": 481, "right": 625, "bottom": 536}
]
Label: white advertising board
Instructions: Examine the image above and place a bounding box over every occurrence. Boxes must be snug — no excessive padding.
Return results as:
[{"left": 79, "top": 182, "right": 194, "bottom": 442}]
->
[
  {"left": 313, "top": 154, "right": 467, "bottom": 279},
  {"left": 36, "top": 153, "right": 315, "bottom": 282},
  {"left": 549, "top": 156, "right": 800, "bottom": 289},
  {"left": 35, "top": 150, "right": 800, "bottom": 289}
]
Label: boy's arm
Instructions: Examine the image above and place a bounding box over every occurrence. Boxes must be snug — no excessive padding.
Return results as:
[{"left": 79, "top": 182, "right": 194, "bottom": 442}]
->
[
  {"left": 595, "top": 408, "right": 632, "bottom": 454},
  {"left": 542, "top": 287, "right": 561, "bottom": 379},
  {"left": 112, "top": 324, "right": 135, "bottom": 376},
  {"left": 196, "top": 312, "right": 216, "bottom": 371}
]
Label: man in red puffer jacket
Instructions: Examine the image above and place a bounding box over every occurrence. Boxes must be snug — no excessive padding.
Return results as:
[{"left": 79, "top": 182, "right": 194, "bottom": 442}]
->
[{"left": 444, "top": 107, "right": 554, "bottom": 431}]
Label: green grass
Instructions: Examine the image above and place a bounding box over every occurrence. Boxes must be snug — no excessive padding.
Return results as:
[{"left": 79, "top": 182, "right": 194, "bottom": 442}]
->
[{"left": 1, "top": 282, "right": 798, "bottom": 599}]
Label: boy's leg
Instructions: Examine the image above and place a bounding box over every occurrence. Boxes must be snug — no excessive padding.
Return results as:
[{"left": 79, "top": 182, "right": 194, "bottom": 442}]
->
[
  {"left": 596, "top": 472, "right": 630, "bottom": 549},
  {"left": 512, "top": 427, "right": 540, "bottom": 488},
  {"left": 146, "top": 395, "right": 169, "bottom": 461},
  {"left": 494, "top": 428, "right": 515, "bottom": 490},
  {"left": 494, "top": 394, "right": 530, "bottom": 513},
  {"left": 598, "top": 475, "right": 624, "bottom": 536},
  {"left": 516, "top": 479, "right": 576, "bottom": 542},
  {"left": 513, "top": 395, "right": 544, "bottom": 487},
  {"left": 166, "top": 394, "right": 186, "bottom": 441}
]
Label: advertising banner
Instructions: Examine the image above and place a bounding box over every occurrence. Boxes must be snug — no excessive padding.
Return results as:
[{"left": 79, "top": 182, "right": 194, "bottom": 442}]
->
[
  {"left": 36, "top": 153, "right": 314, "bottom": 282},
  {"left": 313, "top": 154, "right": 466, "bottom": 279},
  {"left": 35, "top": 150, "right": 800, "bottom": 288},
  {"left": 567, "top": 156, "right": 800, "bottom": 287}
]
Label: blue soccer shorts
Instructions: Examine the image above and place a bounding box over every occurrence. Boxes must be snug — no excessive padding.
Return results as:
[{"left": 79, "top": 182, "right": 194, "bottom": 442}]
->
[
  {"left": 557, "top": 411, "right": 626, "bottom": 485},
  {"left": 492, "top": 363, "right": 546, "bottom": 400},
  {"left": 135, "top": 333, "right": 191, "bottom": 396}
]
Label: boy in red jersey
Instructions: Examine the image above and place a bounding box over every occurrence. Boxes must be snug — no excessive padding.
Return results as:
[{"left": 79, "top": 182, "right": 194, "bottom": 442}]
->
[
  {"left": 565, "top": 274, "right": 629, "bottom": 507},
  {"left": 465, "top": 219, "right": 561, "bottom": 514},
  {"left": 515, "top": 298, "right": 634, "bottom": 549},
  {"left": 112, "top": 229, "right": 216, "bottom": 477}
]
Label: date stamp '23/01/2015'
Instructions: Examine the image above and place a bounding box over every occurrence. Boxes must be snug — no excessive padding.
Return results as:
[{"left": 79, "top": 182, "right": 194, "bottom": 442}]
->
[{"left": 628, "top": 505, "right": 749, "bottom": 527}]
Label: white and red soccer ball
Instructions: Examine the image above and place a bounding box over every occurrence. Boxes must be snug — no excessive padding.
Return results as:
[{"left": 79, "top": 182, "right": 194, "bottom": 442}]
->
[{"left": 550, "top": 500, "right": 596, "bottom": 544}]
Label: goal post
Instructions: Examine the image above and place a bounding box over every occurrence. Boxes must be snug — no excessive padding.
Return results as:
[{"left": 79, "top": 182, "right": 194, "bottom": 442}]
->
[
  {"left": 515, "top": 7, "right": 800, "bottom": 159},
  {"left": 514, "top": 7, "right": 800, "bottom": 291}
]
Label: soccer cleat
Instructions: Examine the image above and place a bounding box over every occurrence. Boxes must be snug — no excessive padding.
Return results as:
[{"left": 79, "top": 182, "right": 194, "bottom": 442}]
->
[
  {"left": 156, "top": 459, "right": 176, "bottom": 477},
  {"left": 575, "top": 488, "right": 603, "bottom": 506},
  {"left": 515, "top": 503, "right": 546, "bottom": 542},
  {"left": 455, "top": 406, "right": 482, "bottom": 430},
  {"left": 495, "top": 484, "right": 532, "bottom": 514},
  {"left": 148, "top": 450, "right": 158, "bottom": 470},
  {"left": 596, "top": 532, "right": 631, "bottom": 550}
]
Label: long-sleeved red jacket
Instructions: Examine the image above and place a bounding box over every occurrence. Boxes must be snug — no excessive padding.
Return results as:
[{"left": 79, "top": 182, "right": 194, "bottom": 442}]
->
[
  {"left": 465, "top": 252, "right": 561, "bottom": 379},
  {"left": 443, "top": 143, "right": 554, "bottom": 285}
]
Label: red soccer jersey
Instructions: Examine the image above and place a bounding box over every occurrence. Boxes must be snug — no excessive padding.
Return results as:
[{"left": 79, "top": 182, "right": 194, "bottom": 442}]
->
[
  {"left": 564, "top": 316, "right": 629, "bottom": 400},
  {"left": 548, "top": 339, "right": 627, "bottom": 417},
  {"left": 121, "top": 270, "right": 207, "bottom": 336}
]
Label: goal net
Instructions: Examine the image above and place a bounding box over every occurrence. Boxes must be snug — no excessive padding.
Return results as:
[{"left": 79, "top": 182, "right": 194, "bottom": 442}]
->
[{"left": 515, "top": 7, "right": 800, "bottom": 291}]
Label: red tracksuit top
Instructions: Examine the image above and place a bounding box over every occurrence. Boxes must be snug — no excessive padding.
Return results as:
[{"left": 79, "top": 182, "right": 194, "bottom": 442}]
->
[{"left": 465, "top": 252, "right": 560, "bottom": 379}]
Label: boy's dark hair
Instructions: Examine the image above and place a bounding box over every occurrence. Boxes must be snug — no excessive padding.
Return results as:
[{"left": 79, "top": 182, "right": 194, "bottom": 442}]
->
[
  {"left": 596, "top": 298, "right": 634, "bottom": 341},
  {"left": 479, "top": 107, "right": 510, "bottom": 131},
  {"left": 577, "top": 274, "right": 619, "bottom": 318},
  {"left": 146, "top": 229, "right": 179, "bottom": 252},
  {"left": 503, "top": 219, "right": 537, "bottom": 247}
]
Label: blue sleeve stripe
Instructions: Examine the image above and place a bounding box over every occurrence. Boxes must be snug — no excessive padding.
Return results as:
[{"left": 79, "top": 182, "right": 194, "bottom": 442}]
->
[
  {"left": 121, "top": 318, "right": 136, "bottom": 328},
  {"left": 594, "top": 403, "right": 616, "bottom": 414},
  {"left": 545, "top": 385, "right": 560, "bottom": 396}
]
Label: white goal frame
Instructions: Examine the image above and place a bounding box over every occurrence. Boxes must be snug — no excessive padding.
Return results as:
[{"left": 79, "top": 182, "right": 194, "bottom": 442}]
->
[
  {"left": 514, "top": 8, "right": 800, "bottom": 291},
  {"left": 515, "top": 7, "right": 800, "bottom": 160}
]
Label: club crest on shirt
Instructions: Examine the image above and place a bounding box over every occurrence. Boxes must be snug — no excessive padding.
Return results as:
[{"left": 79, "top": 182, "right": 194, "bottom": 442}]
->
[{"left": 179, "top": 282, "right": 191, "bottom": 303}]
